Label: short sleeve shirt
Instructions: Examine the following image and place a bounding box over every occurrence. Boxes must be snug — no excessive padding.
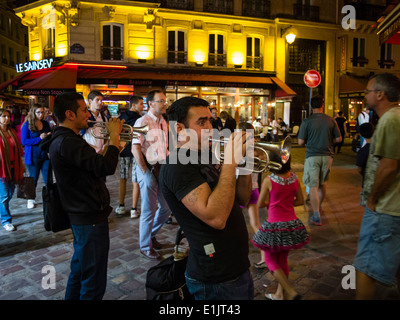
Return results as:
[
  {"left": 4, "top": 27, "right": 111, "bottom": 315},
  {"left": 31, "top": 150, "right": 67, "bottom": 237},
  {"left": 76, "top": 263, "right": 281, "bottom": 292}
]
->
[
  {"left": 362, "top": 107, "right": 400, "bottom": 216},
  {"left": 298, "top": 113, "right": 341, "bottom": 158},
  {"left": 132, "top": 110, "right": 169, "bottom": 164},
  {"left": 159, "top": 149, "right": 250, "bottom": 283}
]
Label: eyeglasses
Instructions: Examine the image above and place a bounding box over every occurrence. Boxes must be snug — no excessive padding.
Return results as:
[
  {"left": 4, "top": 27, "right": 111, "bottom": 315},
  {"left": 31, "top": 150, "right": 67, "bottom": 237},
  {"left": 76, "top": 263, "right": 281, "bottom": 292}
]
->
[
  {"left": 152, "top": 100, "right": 167, "bottom": 104},
  {"left": 363, "top": 89, "right": 379, "bottom": 94},
  {"left": 35, "top": 111, "right": 44, "bottom": 114}
]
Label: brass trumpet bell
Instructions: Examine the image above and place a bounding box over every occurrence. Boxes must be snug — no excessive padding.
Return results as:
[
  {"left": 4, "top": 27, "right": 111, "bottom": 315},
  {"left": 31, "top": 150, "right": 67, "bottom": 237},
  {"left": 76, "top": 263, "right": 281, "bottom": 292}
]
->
[
  {"left": 210, "top": 135, "right": 292, "bottom": 173},
  {"left": 88, "top": 121, "right": 148, "bottom": 142}
]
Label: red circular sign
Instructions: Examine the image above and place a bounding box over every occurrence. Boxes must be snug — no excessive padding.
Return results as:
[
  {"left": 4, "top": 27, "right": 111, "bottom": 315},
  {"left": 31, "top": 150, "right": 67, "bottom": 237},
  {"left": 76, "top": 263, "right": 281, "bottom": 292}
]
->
[{"left": 304, "top": 70, "right": 321, "bottom": 88}]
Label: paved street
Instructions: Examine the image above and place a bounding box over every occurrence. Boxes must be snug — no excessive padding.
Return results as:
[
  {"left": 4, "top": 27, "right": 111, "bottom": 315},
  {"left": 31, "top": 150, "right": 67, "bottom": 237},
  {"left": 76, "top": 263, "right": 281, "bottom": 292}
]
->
[{"left": 0, "top": 140, "right": 398, "bottom": 301}]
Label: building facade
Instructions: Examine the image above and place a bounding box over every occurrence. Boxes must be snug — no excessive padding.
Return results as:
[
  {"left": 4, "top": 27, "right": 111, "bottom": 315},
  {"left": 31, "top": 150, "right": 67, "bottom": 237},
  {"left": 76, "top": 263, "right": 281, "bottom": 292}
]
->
[
  {"left": 3, "top": 0, "right": 397, "bottom": 127},
  {"left": 0, "top": 0, "right": 29, "bottom": 107}
]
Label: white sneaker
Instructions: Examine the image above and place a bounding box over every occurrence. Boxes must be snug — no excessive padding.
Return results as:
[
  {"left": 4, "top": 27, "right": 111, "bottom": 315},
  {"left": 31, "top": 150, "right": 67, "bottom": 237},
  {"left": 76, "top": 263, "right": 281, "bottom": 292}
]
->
[
  {"left": 4, "top": 223, "right": 15, "bottom": 231},
  {"left": 115, "top": 206, "right": 125, "bottom": 215},
  {"left": 130, "top": 209, "right": 140, "bottom": 219},
  {"left": 27, "top": 199, "right": 35, "bottom": 209}
]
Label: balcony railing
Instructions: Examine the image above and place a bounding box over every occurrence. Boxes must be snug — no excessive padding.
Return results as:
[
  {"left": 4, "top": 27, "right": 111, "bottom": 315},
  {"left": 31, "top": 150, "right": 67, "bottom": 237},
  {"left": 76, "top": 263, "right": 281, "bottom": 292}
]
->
[
  {"left": 246, "top": 56, "right": 263, "bottom": 70},
  {"left": 43, "top": 47, "right": 55, "bottom": 59},
  {"left": 160, "top": 0, "right": 194, "bottom": 10},
  {"left": 101, "top": 46, "right": 124, "bottom": 61},
  {"left": 242, "top": 0, "right": 270, "bottom": 19},
  {"left": 293, "top": 4, "right": 320, "bottom": 21},
  {"left": 167, "top": 50, "right": 187, "bottom": 64},
  {"left": 204, "top": 0, "right": 233, "bottom": 15},
  {"left": 378, "top": 59, "right": 395, "bottom": 69},
  {"left": 208, "top": 53, "right": 226, "bottom": 67},
  {"left": 351, "top": 56, "right": 368, "bottom": 67}
]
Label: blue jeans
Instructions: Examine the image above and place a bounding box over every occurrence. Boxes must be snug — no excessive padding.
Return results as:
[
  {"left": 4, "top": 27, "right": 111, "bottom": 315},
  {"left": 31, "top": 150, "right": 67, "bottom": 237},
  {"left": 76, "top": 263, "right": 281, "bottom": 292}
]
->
[
  {"left": 26, "top": 158, "right": 49, "bottom": 187},
  {"left": 185, "top": 270, "right": 254, "bottom": 300},
  {"left": 137, "top": 169, "right": 171, "bottom": 251},
  {"left": 0, "top": 179, "right": 15, "bottom": 226},
  {"left": 65, "top": 222, "right": 110, "bottom": 300}
]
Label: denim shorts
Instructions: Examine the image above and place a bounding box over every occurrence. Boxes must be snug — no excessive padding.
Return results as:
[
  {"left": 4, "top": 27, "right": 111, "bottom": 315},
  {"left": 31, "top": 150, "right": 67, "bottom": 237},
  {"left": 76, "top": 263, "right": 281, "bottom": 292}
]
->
[{"left": 353, "top": 206, "right": 400, "bottom": 286}]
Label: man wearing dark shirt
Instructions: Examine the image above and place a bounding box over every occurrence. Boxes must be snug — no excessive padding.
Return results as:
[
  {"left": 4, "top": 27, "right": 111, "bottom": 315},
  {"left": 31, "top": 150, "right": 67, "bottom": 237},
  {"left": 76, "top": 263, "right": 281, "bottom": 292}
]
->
[
  {"left": 159, "top": 97, "right": 254, "bottom": 300},
  {"left": 43, "top": 92, "right": 122, "bottom": 300}
]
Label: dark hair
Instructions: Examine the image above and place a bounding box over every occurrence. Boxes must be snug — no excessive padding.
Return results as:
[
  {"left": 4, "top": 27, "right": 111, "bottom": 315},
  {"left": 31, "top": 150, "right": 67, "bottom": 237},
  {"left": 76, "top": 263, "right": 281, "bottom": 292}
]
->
[
  {"left": 146, "top": 89, "right": 163, "bottom": 103},
  {"left": 220, "top": 110, "right": 233, "bottom": 120},
  {"left": 168, "top": 96, "right": 209, "bottom": 127},
  {"left": 311, "top": 96, "right": 324, "bottom": 109},
  {"left": 268, "top": 150, "right": 291, "bottom": 175},
  {"left": 238, "top": 121, "right": 254, "bottom": 131},
  {"left": 338, "top": 111, "right": 343, "bottom": 116},
  {"left": 53, "top": 92, "right": 85, "bottom": 123},
  {"left": 129, "top": 94, "right": 143, "bottom": 107},
  {"left": 359, "top": 122, "right": 374, "bottom": 139},
  {"left": 87, "top": 90, "right": 103, "bottom": 101},
  {"left": 0, "top": 109, "right": 12, "bottom": 129},
  {"left": 370, "top": 73, "right": 400, "bottom": 102}
]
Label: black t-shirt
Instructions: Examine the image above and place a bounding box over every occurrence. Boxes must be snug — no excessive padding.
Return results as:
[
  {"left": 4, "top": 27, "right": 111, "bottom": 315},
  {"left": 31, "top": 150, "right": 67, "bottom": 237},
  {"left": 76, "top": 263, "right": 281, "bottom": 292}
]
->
[{"left": 159, "top": 149, "right": 250, "bottom": 283}]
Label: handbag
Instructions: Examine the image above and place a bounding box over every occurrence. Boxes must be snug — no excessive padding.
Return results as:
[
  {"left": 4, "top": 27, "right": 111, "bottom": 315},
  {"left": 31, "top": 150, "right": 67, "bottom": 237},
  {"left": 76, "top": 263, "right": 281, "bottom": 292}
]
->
[
  {"left": 42, "top": 161, "right": 70, "bottom": 232},
  {"left": 17, "top": 176, "right": 36, "bottom": 200}
]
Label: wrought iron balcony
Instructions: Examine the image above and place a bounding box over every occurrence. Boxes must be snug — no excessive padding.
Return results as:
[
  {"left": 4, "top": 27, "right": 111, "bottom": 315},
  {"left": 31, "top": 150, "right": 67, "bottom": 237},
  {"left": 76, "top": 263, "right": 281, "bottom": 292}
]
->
[
  {"left": 246, "top": 56, "right": 263, "bottom": 70},
  {"left": 101, "top": 46, "right": 124, "bottom": 61},
  {"left": 293, "top": 4, "right": 320, "bottom": 21},
  {"left": 204, "top": 0, "right": 233, "bottom": 15},
  {"left": 160, "top": 0, "right": 194, "bottom": 10},
  {"left": 242, "top": 0, "right": 270, "bottom": 19},
  {"left": 167, "top": 50, "right": 187, "bottom": 64},
  {"left": 208, "top": 53, "right": 226, "bottom": 67}
]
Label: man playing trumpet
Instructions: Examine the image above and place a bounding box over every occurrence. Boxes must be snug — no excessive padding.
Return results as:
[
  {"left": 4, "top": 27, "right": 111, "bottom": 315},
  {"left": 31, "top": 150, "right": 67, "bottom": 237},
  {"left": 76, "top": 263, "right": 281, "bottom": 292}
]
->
[
  {"left": 40, "top": 92, "right": 123, "bottom": 300},
  {"left": 159, "top": 97, "right": 254, "bottom": 300}
]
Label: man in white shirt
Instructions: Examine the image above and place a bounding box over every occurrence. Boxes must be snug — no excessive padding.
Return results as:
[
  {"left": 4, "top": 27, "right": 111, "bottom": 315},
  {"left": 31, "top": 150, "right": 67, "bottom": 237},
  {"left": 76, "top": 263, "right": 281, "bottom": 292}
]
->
[
  {"left": 131, "top": 89, "right": 172, "bottom": 260},
  {"left": 82, "top": 91, "right": 109, "bottom": 154}
]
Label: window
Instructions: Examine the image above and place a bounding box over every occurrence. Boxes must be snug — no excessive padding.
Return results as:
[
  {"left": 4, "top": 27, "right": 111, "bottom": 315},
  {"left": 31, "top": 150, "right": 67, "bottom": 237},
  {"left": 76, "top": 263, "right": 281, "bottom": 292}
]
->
[
  {"left": 246, "top": 37, "right": 262, "bottom": 69},
  {"left": 204, "top": 0, "right": 233, "bottom": 15},
  {"left": 351, "top": 37, "right": 367, "bottom": 67},
  {"left": 168, "top": 30, "right": 186, "bottom": 64},
  {"left": 208, "top": 33, "right": 226, "bottom": 67},
  {"left": 242, "top": 0, "right": 270, "bottom": 18},
  {"left": 44, "top": 28, "right": 55, "bottom": 58},
  {"left": 378, "top": 43, "right": 394, "bottom": 69},
  {"left": 102, "top": 24, "right": 123, "bottom": 61}
]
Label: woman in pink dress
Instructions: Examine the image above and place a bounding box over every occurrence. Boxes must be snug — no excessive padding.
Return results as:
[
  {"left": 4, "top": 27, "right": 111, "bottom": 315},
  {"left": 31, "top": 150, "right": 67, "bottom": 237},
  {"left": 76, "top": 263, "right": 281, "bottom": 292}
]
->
[{"left": 253, "top": 153, "right": 309, "bottom": 300}]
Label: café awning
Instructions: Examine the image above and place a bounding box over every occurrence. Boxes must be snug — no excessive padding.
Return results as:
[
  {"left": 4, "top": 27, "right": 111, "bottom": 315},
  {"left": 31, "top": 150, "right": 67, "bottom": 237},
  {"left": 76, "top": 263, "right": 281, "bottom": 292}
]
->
[
  {"left": 20, "top": 64, "right": 77, "bottom": 91},
  {"left": 339, "top": 75, "right": 368, "bottom": 98}
]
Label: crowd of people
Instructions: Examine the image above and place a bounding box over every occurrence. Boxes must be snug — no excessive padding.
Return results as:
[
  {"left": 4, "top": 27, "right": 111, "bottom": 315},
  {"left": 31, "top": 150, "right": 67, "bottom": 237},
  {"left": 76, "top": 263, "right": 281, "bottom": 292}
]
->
[{"left": 0, "top": 72, "right": 398, "bottom": 301}]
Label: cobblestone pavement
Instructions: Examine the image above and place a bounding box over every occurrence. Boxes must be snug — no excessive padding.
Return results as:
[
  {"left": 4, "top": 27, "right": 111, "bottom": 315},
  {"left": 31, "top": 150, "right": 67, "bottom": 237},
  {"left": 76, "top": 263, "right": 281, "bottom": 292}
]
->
[{"left": 0, "top": 141, "right": 398, "bottom": 301}]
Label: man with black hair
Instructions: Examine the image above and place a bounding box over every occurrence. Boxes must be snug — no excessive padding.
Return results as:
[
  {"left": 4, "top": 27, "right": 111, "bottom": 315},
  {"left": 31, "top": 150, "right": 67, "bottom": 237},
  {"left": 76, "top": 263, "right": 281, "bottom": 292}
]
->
[
  {"left": 298, "top": 96, "right": 341, "bottom": 226},
  {"left": 41, "top": 92, "right": 123, "bottom": 300},
  {"left": 116, "top": 95, "right": 144, "bottom": 218},
  {"left": 82, "top": 90, "right": 108, "bottom": 154},
  {"left": 159, "top": 96, "right": 254, "bottom": 300}
]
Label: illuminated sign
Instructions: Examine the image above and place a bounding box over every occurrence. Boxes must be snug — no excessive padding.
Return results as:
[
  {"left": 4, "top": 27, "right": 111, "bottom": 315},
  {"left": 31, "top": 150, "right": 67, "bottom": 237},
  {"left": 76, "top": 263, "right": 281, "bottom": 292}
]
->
[{"left": 16, "top": 58, "right": 54, "bottom": 73}]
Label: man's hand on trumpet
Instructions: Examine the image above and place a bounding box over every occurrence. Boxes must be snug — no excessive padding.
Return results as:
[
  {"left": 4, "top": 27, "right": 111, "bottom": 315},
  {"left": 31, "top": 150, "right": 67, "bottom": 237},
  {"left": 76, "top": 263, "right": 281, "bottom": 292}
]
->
[
  {"left": 223, "top": 131, "right": 254, "bottom": 167},
  {"left": 107, "top": 118, "right": 125, "bottom": 149}
]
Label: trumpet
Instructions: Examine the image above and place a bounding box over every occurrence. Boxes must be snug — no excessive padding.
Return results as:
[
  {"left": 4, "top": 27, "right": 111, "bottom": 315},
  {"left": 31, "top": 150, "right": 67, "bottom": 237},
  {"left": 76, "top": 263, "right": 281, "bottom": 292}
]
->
[
  {"left": 88, "top": 121, "right": 149, "bottom": 142},
  {"left": 210, "top": 136, "right": 291, "bottom": 173}
]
